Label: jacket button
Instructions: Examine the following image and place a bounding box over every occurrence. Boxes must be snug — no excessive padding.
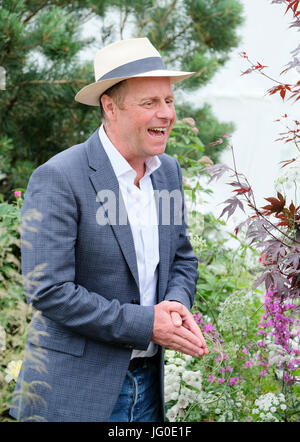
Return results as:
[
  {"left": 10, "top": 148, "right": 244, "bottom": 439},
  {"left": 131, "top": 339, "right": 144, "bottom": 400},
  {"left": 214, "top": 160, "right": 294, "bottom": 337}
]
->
[{"left": 131, "top": 299, "right": 140, "bottom": 305}]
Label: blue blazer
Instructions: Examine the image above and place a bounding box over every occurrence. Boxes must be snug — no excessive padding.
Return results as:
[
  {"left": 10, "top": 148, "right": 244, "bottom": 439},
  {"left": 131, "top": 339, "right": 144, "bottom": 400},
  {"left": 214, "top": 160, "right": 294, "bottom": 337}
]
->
[{"left": 10, "top": 128, "right": 198, "bottom": 422}]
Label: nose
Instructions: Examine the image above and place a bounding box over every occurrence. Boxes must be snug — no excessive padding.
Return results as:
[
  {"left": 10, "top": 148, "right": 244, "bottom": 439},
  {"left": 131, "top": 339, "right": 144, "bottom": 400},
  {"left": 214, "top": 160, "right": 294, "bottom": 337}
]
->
[{"left": 156, "top": 100, "right": 175, "bottom": 120}]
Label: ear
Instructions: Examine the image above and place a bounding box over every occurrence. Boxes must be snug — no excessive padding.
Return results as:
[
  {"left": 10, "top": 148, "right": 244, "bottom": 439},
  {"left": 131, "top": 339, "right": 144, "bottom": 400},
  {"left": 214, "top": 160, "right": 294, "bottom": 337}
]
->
[{"left": 100, "top": 94, "right": 117, "bottom": 121}]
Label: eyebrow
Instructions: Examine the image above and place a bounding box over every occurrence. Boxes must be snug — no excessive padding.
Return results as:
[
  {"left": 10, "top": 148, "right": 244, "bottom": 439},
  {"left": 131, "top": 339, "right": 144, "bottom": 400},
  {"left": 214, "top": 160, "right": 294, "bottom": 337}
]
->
[{"left": 140, "top": 94, "right": 174, "bottom": 102}]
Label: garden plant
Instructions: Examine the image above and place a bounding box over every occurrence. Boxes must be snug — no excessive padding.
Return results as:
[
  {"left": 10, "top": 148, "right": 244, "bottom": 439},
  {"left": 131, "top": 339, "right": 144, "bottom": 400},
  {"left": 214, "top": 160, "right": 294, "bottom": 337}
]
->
[{"left": 164, "top": 0, "right": 300, "bottom": 422}]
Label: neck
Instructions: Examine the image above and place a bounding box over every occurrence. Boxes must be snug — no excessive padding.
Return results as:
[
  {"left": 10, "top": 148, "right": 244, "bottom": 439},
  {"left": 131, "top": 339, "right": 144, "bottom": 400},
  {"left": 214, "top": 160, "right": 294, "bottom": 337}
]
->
[
  {"left": 103, "top": 123, "right": 147, "bottom": 187},
  {"left": 133, "top": 163, "right": 146, "bottom": 188}
]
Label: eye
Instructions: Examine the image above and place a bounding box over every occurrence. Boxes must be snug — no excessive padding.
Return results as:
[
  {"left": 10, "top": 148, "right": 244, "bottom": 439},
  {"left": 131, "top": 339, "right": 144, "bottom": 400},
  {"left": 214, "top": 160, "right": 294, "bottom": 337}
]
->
[{"left": 166, "top": 98, "right": 174, "bottom": 105}]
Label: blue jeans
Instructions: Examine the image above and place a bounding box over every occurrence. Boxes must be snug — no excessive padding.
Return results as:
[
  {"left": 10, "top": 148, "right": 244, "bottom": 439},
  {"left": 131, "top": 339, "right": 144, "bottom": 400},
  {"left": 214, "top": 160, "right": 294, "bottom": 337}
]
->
[{"left": 108, "top": 361, "right": 161, "bottom": 422}]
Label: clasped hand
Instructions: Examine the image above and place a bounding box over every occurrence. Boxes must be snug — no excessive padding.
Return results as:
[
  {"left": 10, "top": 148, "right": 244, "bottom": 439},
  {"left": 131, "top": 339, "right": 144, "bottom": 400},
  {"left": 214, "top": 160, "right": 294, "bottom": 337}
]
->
[{"left": 151, "top": 301, "right": 208, "bottom": 357}]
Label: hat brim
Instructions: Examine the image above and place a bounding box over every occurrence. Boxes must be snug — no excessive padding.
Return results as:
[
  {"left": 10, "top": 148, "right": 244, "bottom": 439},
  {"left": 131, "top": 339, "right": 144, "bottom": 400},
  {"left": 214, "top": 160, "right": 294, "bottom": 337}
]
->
[{"left": 74, "top": 70, "right": 194, "bottom": 106}]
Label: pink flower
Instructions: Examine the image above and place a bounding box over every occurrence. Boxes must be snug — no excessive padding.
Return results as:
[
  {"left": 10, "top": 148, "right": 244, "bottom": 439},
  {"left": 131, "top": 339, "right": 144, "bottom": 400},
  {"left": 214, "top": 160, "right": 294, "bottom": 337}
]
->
[
  {"left": 257, "top": 340, "right": 267, "bottom": 347},
  {"left": 209, "top": 138, "right": 223, "bottom": 146},
  {"left": 217, "top": 378, "right": 226, "bottom": 384},
  {"left": 228, "top": 377, "right": 238, "bottom": 386},
  {"left": 182, "top": 117, "right": 196, "bottom": 127},
  {"left": 208, "top": 374, "right": 216, "bottom": 383},
  {"left": 226, "top": 366, "right": 233, "bottom": 373},
  {"left": 14, "top": 190, "right": 22, "bottom": 197},
  {"left": 259, "top": 253, "right": 267, "bottom": 265},
  {"left": 216, "top": 353, "right": 229, "bottom": 363},
  {"left": 243, "top": 359, "right": 253, "bottom": 369},
  {"left": 192, "top": 313, "right": 203, "bottom": 326},
  {"left": 203, "top": 323, "right": 215, "bottom": 333}
]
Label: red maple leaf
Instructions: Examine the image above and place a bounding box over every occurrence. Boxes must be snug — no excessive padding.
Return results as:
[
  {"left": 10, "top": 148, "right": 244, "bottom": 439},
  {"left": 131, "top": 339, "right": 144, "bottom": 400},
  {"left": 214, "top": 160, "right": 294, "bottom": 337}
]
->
[
  {"left": 241, "top": 62, "right": 268, "bottom": 76},
  {"left": 255, "top": 62, "right": 268, "bottom": 71},
  {"left": 267, "top": 84, "right": 292, "bottom": 100},
  {"left": 261, "top": 192, "right": 286, "bottom": 214},
  {"left": 275, "top": 202, "right": 300, "bottom": 228},
  {"left": 209, "top": 138, "right": 223, "bottom": 146},
  {"left": 279, "top": 158, "right": 297, "bottom": 168},
  {"left": 239, "top": 51, "right": 248, "bottom": 59},
  {"left": 285, "top": 0, "right": 300, "bottom": 15},
  {"left": 233, "top": 187, "right": 251, "bottom": 195}
]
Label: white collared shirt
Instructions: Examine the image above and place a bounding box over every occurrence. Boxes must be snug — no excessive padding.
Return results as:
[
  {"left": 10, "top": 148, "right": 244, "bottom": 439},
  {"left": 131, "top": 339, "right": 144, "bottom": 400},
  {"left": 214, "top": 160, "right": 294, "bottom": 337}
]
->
[{"left": 98, "top": 125, "right": 160, "bottom": 358}]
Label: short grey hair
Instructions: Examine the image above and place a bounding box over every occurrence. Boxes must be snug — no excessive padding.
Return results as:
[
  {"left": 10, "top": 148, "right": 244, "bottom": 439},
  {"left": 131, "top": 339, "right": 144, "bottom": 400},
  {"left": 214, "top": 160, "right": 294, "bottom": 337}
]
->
[{"left": 99, "top": 80, "right": 128, "bottom": 120}]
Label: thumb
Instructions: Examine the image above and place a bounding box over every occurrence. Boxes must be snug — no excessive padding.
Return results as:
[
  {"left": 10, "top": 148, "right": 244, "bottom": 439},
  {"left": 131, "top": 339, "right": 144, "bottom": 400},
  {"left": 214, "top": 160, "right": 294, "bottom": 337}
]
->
[{"left": 171, "top": 311, "right": 182, "bottom": 327}]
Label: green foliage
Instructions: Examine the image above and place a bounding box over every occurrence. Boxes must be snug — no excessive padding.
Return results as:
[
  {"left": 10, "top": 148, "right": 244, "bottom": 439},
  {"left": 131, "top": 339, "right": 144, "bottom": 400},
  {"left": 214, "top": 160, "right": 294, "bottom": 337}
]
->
[
  {"left": 0, "top": 195, "right": 30, "bottom": 421},
  {"left": 0, "top": 1, "right": 105, "bottom": 196},
  {"left": 165, "top": 217, "right": 300, "bottom": 421},
  {"left": 194, "top": 214, "right": 259, "bottom": 318},
  {"left": 0, "top": 136, "right": 14, "bottom": 186},
  {"left": 176, "top": 103, "right": 235, "bottom": 163},
  {"left": 166, "top": 119, "right": 205, "bottom": 168},
  {"left": 0, "top": 194, "right": 48, "bottom": 421},
  {"left": 163, "top": 128, "right": 299, "bottom": 421}
]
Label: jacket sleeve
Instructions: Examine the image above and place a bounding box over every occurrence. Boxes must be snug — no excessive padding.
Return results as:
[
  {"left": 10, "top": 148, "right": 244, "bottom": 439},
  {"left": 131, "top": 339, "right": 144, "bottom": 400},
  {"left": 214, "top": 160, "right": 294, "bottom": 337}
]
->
[
  {"left": 163, "top": 160, "right": 199, "bottom": 310},
  {"left": 21, "top": 162, "right": 154, "bottom": 351}
]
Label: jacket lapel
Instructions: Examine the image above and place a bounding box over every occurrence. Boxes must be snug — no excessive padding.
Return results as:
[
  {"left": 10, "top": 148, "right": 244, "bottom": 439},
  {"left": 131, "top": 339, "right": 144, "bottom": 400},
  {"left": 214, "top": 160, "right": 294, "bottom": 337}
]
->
[{"left": 86, "top": 130, "right": 140, "bottom": 290}]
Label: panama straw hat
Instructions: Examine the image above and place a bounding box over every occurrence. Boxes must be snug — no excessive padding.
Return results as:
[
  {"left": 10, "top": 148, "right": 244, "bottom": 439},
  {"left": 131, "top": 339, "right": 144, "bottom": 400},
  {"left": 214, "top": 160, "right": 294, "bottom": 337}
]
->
[{"left": 75, "top": 37, "right": 195, "bottom": 106}]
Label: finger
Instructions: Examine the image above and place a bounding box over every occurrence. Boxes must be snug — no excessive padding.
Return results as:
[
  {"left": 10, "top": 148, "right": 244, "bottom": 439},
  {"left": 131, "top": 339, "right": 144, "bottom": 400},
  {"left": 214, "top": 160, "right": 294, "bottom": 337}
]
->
[
  {"left": 182, "top": 317, "right": 208, "bottom": 351},
  {"left": 171, "top": 311, "right": 182, "bottom": 327},
  {"left": 178, "top": 309, "right": 208, "bottom": 350},
  {"left": 181, "top": 318, "right": 208, "bottom": 353},
  {"left": 173, "top": 324, "right": 205, "bottom": 351},
  {"left": 167, "top": 333, "right": 204, "bottom": 357},
  {"left": 167, "top": 303, "right": 208, "bottom": 350}
]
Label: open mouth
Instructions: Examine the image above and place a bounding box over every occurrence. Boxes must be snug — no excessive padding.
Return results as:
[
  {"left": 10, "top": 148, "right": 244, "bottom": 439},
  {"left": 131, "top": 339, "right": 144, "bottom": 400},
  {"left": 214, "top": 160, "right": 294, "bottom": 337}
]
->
[{"left": 147, "top": 127, "right": 167, "bottom": 138}]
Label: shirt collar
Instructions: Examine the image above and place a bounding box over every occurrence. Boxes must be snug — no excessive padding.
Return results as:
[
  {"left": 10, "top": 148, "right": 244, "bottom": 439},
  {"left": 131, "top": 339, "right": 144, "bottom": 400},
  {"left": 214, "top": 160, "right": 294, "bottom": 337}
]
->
[{"left": 98, "top": 124, "right": 161, "bottom": 180}]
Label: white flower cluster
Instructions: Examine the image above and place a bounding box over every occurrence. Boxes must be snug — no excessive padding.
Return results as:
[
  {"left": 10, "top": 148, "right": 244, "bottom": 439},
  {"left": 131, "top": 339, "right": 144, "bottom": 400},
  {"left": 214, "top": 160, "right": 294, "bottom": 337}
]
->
[
  {"left": 268, "top": 343, "right": 295, "bottom": 366},
  {"left": 217, "top": 291, "right": 255, "bottom": 333},
  {"left": 201, "top": 391, "right": 249, "bottom": 422},
  {"left": 4, "top": 360, "right": 22, "bottom": 383},
  {"left": 275, "top": 163, "right": 300, "bottom": 191},
  {"left": 165, "top": 350, "right": 202, "bottom": 422},
  {"left": 0, "top": 324, "right": 6, "bottom": 353},
  {"left": 252, "top": 392, "right": 286, "bottom": 422},
  {"left": 215, "top": 408, "right": 235, "bottom": 422},
  {"left": 189, "top": 234, "right": 207, "bottom": 254}
]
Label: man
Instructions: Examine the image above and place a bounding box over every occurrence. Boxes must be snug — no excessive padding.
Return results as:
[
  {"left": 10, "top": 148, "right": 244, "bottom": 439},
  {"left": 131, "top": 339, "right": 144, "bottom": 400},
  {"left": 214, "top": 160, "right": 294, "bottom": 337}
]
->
[{"left": 10, "top": 38, "right": 208, "bottom": 422}]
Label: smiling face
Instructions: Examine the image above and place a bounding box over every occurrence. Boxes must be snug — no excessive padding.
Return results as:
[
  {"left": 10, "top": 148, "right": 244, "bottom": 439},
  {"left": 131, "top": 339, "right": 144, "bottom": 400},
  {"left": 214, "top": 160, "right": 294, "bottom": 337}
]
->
[{"left": 102, "top": 76, "right": 176, "bottom": 166}]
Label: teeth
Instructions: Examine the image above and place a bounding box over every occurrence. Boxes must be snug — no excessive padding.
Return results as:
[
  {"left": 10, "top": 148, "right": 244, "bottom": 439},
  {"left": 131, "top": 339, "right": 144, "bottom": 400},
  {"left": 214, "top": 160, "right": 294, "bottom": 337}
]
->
[{"left": 150, "top": 128, "right": 166, "bottom": 132}]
